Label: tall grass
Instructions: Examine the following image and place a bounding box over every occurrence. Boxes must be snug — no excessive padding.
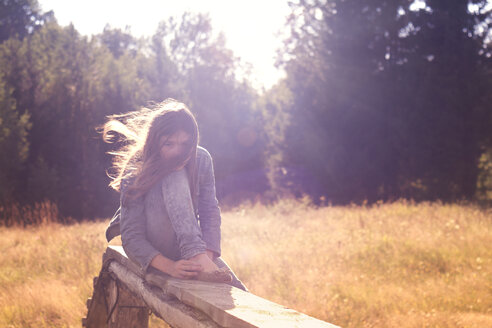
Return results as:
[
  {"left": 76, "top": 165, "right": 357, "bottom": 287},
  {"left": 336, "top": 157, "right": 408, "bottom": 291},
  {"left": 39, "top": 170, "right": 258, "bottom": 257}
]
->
[
  {"left": 0, "top": 221, "right": 105, "bottom": 327},
  {"left": 0, "top": 200, "right": 64, "bottom": 226},
  {"left": 0, "top": 200, "right": 490, "bottom": 327}
]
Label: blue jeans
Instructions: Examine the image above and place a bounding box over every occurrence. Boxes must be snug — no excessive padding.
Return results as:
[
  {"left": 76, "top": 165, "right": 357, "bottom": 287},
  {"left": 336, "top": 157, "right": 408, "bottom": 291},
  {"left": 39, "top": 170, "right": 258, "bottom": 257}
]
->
[{"left": 149, "top": 169, "right": 247, "bottom": 291}]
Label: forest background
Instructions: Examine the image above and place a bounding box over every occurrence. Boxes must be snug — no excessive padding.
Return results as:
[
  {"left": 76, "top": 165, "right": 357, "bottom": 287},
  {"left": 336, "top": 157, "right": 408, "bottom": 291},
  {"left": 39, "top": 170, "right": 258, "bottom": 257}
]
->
[{"left": 0, "top": 0, "right": 491, "bottom": 224}]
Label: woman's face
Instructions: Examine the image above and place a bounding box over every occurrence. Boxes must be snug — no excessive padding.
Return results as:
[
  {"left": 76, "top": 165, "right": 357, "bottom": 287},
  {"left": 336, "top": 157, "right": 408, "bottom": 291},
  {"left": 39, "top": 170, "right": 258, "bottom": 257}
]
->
[{"left": 159, "top": 130, "right": 192, "bottom": 162}]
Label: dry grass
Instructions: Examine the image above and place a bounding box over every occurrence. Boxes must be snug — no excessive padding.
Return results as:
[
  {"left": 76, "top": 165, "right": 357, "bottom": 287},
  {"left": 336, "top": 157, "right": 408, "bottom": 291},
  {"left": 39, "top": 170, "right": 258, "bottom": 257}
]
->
[
  {"left": 0, "top": 222, "right": 106, "bottom": 327},
  {"left": 0, "top": 200, "right": 491, "bottom": 327}
]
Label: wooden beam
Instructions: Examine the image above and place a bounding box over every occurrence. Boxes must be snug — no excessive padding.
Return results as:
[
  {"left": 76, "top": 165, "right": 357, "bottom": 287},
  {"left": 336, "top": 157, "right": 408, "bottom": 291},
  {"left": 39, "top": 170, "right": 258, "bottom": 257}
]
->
[
  {"left": 108, "top": 261, "right": 220, "bottom": 328},
  {"left": 104, "top": 246, "right": 339, "bottom": 328},
  {"left": 104, "top": 246, "right": 143, "bottom": 277},
  {"left": 147, "top": 271, "right": 339, "bottom": 328},
  {"left": 83, "top": 272, "right": 109, "bottom": 328},
  {"left": 106, "top": 276, "right": 149, "bottom": 328}
]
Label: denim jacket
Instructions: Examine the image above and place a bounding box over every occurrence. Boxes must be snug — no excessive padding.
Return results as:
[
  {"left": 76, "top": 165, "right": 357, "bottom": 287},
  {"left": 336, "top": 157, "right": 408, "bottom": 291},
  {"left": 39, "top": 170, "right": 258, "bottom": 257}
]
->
[{"left": 105, "top": 146, "right": 221, "bottom": 270}]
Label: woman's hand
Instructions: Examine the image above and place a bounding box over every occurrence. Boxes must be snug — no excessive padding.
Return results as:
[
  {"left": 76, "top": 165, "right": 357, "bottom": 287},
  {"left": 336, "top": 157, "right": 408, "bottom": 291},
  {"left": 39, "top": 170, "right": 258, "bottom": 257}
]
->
[
  {"left": 189, "top": 252, "right": 219, "bottom": 272},
  {"left": 168, "top": 260, "right": 202, "bottom": 279},
  {"left": 150, "top": 254, "right": 202, "bottom": 279}
]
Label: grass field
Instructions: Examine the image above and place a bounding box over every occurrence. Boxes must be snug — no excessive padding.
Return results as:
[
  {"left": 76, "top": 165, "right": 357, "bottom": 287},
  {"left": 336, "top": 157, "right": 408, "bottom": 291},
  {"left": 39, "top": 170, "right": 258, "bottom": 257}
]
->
[{"left": 0, "top": 200, "right": 491, "bottom": 327}]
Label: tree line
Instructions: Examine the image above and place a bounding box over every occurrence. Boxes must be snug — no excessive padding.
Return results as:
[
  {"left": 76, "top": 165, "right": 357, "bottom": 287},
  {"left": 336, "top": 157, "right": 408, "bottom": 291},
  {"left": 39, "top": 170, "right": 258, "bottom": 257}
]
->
[
  {"left": 0, "top": 0, "right": 491, "bottom": 224},
  {"left": 266, "top": 0, "right": 492, "bottom": 204}
]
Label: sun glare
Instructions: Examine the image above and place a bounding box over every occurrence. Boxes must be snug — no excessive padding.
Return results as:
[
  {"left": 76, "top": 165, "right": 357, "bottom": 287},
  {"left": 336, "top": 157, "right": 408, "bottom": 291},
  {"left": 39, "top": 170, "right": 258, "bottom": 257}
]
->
[{"left": 39, "top": 0, "right": 289, "bottom": 90}]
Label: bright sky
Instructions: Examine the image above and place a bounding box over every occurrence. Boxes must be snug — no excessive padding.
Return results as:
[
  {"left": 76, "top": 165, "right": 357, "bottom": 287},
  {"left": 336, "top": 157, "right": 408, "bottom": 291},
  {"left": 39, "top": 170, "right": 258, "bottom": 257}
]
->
[{"left": 38, "top": 0, "right": 290, "bottom": 91}]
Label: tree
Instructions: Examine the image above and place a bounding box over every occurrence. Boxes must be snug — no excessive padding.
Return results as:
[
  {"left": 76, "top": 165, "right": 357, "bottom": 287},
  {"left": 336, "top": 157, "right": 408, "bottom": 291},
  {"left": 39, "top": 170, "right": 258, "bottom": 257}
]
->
[
  {"left": 98, "top": 25, "right": 138, "bottom": 59},
  {"left": 273, "top": 0, "right": 492, "bottom": 203},
  {"left": 0, "top": 21, "right": 151, "bottom": 218},
  {"left": 153, "top": 13, "right": 268, "bottom": 201},
  {"left": 0, "top": 74, "right": 31, "bottom": 203},
  {"left": 0, "top": 9, "right": 267, "bottom": 222},
  {"left": 392, "top": 0, "right": 492, "bottom": 199},
  {"left": 0, "top": 0, "right": 53, "bottom": 43}
]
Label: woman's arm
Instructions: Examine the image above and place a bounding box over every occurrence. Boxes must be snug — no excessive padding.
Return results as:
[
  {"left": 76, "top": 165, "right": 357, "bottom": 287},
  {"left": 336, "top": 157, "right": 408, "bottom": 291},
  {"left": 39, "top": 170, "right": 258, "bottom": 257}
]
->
[{"left": 197, "top": 148, "right": 222, "bottom": 258}]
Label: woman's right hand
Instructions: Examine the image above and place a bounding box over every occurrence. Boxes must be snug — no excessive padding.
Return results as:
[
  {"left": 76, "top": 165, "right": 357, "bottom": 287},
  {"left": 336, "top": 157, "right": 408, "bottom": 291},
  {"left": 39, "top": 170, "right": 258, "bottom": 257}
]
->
[
  {"left": 150, "top": 254, "right": 202, "bottom": 279},
  {"left": 167, "top": 260, "right": 202, "bottom": 279}
]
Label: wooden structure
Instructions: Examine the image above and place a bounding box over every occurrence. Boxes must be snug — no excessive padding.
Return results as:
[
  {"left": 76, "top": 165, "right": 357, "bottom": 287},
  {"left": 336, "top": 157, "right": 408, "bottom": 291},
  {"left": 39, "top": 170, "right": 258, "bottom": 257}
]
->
[{"left": 83, "top": 245, "right": 340, "bottom": 328}]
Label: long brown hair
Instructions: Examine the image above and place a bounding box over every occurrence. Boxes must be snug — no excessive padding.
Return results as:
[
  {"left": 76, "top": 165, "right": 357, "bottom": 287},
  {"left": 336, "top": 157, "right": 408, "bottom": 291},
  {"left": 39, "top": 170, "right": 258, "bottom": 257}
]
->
[{"left": 101, "top": 99, "right": 199, "bottom": 205}]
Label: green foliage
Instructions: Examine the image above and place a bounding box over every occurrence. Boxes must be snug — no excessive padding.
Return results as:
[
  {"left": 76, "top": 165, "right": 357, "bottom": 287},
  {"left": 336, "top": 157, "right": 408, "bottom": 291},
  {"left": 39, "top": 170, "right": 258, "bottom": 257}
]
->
[
  {"left": 0, "top": 75, "right": 31, "bottom": 201},
  {"left": 0, "top": 0, "right": 53, "bottom": 42},
  {"left": 259, "top": 81, "right": 292, "bottom": 196},
  {"left": 269, "top": 0, "right": 492, "bottom": 203},
  {"left": 0, "top": 21, "right": 152, "bottom": 218},
  {"left": 0, "top": 3, "right": 267, "bottom": 220},
  {"left": 0, "top": 0, "right": 491, "bottom": 222},
  {"left": 99, "top": 25, "right": 137, "bottom": 59}
]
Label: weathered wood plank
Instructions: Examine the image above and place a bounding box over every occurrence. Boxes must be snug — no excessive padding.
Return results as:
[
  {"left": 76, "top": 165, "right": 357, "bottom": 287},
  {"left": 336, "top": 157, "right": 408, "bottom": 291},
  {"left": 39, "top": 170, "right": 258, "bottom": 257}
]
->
[
  {"left": 106, "top": 277, "right": 149, "bottom": 328},
  {"left": 147, "top": 271, "right": 339, "bottom": 328},
  {"left": 105, "top": 245, "right": 340, "bottom": 328},
  {"left": 84, "top": 271, "right": 109, "bottom": 328},
  {"left": 104, "top": 245, "right": 143, "bottom": 277},
  {"left": 108, "top": 261, "right": 220, "bottom": 328}
]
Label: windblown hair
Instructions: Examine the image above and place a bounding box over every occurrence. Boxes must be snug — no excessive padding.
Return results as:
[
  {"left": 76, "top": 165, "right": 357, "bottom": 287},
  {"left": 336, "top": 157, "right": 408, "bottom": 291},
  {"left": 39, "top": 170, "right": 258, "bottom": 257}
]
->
[{"left": 102, "top": 99, "right": 199, "bottom": 205}]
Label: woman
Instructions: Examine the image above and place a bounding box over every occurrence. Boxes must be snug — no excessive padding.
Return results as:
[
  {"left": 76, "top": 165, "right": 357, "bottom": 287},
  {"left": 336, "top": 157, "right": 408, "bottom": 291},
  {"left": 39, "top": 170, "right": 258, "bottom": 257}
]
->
[{"left": 102, "top": 98, "right": 246, "bottom": 290}]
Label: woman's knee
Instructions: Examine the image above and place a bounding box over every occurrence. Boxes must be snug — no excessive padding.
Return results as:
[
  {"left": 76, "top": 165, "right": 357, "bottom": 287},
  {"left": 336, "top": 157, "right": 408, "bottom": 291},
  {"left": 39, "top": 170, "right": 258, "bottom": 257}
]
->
[{"left": 162, "top": 169, "right": 192, "bottom": 198}]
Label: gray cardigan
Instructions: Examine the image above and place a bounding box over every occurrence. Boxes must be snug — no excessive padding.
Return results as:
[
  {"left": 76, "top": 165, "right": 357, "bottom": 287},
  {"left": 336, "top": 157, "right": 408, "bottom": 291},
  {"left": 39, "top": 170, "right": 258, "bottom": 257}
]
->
[{"left": 105, "top": 146, "right": 222, "bottom": 271}]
